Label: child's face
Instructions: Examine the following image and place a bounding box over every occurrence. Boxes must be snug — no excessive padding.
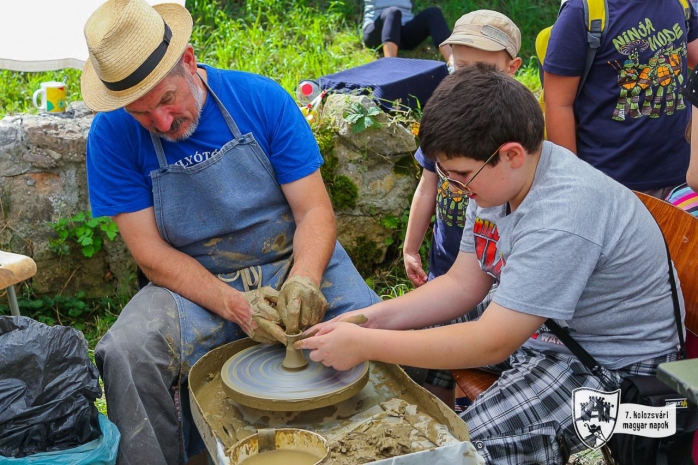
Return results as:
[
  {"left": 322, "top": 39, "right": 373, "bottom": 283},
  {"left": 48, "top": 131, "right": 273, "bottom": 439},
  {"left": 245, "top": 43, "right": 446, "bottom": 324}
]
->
[
  {"left": 452, "top": 44, "right": 519, "bottom": 76},
  {"left": 435, "top": 153, "right": 510, "bottom": 208}
]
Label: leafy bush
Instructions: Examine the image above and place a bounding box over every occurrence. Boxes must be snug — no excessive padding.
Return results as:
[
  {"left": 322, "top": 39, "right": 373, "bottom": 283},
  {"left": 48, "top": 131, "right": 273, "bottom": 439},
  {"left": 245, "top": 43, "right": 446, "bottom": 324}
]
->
[{"left": 49, "top": 212, "right": 119, "bottom": 258}]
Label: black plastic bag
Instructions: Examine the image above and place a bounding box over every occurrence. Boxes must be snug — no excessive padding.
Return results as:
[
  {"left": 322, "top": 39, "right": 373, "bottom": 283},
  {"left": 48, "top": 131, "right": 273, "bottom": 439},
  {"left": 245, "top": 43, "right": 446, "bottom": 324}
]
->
[{"left": 0, "top": 316, "right": 102, "bottom": 458}]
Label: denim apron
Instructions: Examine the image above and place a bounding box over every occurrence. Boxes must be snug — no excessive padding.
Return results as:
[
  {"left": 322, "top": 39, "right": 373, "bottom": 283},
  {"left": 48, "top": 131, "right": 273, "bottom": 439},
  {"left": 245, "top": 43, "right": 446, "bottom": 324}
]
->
[{"left": 148, "top": 73, "right": 378, "bottom": 458}]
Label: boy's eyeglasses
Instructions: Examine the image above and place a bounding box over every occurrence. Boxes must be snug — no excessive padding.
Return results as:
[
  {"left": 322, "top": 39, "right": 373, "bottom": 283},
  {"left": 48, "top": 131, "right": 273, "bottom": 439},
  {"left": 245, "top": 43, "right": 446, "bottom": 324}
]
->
[{"left": 434, "top": 144, "right": 505, "bottom": 196}]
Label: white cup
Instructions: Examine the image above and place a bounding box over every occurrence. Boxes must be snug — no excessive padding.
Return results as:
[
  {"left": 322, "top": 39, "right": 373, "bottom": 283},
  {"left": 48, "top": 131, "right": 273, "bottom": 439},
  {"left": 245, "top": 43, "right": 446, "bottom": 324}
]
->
[{"left": 32, "top": 81, "right": 67, "bottom": 113}]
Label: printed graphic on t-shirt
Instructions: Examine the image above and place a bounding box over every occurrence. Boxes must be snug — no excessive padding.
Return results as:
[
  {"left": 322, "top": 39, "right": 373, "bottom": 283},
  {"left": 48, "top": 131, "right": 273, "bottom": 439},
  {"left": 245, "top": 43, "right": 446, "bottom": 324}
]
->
[
  {"left": 473, "top": 217, "right": 505, "bottom": 279},
  {"left": 609, "top": 18, "right": 687, "bottom": 121},
  {"left": 530, "top": 323, "right": 564, "bottom": 346},
  {"left": 172, "top": 148, "right": 221, "bottom": 168},
  {"left": 436, "top": 176, "right": 466, "bottom": 228}
]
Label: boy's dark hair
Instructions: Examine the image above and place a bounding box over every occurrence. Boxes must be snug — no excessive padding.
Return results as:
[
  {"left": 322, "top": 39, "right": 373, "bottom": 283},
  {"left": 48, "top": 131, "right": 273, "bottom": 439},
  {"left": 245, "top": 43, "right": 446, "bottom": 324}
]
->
[{"left": 419, "top": 62, "right": 544, "bottom": 164}]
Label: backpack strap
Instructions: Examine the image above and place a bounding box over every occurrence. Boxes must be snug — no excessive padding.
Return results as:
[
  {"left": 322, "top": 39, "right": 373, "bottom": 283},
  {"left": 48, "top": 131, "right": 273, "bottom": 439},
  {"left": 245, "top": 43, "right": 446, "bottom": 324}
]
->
[
  {"left": 677, "top": 0, "right": 691, "bottom": 34},
  {"left": 578, "top": 0, "right": 607, "bottom": 97}
]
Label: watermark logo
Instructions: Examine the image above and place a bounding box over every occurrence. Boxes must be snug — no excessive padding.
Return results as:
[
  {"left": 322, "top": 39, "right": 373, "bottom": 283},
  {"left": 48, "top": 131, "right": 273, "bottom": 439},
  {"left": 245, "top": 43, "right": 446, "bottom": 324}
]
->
[
  {"left": 572, "top": 388, "right": 678, "bottom": 448},
  {"left": 573, "top": 388, "right": 620, "bottom": 449}
]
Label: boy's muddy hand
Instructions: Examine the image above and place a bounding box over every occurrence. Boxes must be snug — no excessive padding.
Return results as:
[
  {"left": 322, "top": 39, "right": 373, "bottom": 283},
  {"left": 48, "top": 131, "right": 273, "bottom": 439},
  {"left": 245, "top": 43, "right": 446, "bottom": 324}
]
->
[
  {"left": 278, "top": 276, "right": 327, "bottom": 334},
  {"left": 298, "top": 314, "right": 368, "bottom": 341},
  {"left": 241, "top": 286, "right": 286, "bottom": 345},
  {"left": 294, "top": 321, "right": 367, "bottom": 371}
]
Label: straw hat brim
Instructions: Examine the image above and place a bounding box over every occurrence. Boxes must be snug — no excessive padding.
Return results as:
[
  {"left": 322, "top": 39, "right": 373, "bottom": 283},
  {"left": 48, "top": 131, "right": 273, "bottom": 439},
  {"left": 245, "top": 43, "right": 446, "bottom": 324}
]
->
[{"left": 81, "top": 3, "right": 193, "bottom": 112}]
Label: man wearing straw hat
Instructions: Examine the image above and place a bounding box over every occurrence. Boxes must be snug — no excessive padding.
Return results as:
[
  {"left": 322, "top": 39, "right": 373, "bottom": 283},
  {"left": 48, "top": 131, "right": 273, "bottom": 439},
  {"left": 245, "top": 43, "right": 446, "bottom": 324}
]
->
[{"left": 81, "top": 0, "right": 379, "bottom": 463}]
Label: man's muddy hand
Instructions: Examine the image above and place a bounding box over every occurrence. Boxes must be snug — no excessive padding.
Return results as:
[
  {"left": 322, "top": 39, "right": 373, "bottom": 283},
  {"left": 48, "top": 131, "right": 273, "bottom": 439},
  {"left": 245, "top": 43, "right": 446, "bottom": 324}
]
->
[
  {"left": 241, "top": 286, "right": 287, "bottom": 345},
  {"left": 278, "top": 275, "right": 327, "bottom": 334}
]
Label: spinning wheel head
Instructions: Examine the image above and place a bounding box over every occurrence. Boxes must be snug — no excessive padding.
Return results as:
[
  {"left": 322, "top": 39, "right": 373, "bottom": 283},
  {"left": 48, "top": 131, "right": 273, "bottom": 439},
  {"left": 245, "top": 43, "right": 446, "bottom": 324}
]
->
[{"left": 221, "top": 343, "right": 368, "bottom": 411}]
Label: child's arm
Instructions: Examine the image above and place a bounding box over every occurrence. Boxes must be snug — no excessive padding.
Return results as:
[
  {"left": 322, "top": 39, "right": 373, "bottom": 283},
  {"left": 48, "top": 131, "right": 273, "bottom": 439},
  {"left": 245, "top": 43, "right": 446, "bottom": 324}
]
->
[
  {"left": 298, "top": 250, "right": 499, "bottom": 369},
  {"left": 689, "top": 106, "right": 698, "bottom": 192},
  {"left": 403, "top": 171, "right": 438, "bottom": 287},
  {"left": 543, "top": 72, "right": 581, "bottom": 154},
  {"left": 300, "top": 300, "right": 545, "bottom": 371}
]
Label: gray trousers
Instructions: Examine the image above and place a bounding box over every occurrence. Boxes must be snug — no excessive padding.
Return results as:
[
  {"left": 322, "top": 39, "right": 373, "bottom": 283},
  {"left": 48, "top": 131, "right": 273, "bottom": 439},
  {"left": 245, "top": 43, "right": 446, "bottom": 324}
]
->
[{"left": 95, "top": 285, "right": 183, "bottom": 465}]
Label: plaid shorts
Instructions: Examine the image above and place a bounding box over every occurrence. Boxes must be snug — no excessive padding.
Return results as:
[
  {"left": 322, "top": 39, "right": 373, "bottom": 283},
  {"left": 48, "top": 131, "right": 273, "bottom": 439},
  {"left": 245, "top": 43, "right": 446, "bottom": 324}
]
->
[
  {"left": 424, "top": 288, "right": 495, "bottom": 390},
  {"left": 461, "top": 348, "right": 677, "bottom": 464}
]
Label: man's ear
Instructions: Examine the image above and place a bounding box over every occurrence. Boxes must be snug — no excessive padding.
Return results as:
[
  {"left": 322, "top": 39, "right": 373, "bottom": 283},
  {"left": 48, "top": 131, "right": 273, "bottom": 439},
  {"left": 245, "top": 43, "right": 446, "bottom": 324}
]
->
[
  {"left": 181, "top": 45, "right": 198, "bottom": 74},
  {"left": 500, "top": 142, "right": 526, "bottom": 169}
]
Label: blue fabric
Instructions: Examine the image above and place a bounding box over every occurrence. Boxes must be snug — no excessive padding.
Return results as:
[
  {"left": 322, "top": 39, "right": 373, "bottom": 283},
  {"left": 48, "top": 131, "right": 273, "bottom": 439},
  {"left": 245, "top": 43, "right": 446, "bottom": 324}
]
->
[
  {"left": 544, "top": 0, "right": 698, "bottom": 191},
  {"left": 414, "top": 147, "right": 467, "bottom": 278},
  {"left": 86, "top": 65, "right": 321, "bottom": 217},
  {"left": 319, "top": 57, "right": 448, "bottom": 111}
]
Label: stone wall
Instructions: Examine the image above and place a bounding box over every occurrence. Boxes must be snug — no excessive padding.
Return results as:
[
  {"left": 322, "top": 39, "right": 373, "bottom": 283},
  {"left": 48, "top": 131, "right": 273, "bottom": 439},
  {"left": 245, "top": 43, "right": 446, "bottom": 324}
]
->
[{"left": 0, "top": 96, "right": 418, "bottom": 297}]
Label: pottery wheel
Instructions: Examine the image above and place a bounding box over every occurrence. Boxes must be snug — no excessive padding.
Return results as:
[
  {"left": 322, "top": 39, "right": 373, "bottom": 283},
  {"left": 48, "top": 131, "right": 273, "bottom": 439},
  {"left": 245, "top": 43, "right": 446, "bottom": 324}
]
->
[{"left": 221, "top": 344, "right": 369, "bottom": 411}]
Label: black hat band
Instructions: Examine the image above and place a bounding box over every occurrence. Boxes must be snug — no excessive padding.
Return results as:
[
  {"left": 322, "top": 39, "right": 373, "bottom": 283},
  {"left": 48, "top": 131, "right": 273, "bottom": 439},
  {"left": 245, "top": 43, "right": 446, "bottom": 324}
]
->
[{"left": 101, "top": 20, "right": 172, "bottom": 92}]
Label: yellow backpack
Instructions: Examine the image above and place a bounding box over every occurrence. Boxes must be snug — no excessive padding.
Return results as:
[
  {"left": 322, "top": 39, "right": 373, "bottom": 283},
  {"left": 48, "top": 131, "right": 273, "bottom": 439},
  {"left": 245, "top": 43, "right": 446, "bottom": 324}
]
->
[{"left": 535, "top": 0, "right": 691, "bottom": 113}]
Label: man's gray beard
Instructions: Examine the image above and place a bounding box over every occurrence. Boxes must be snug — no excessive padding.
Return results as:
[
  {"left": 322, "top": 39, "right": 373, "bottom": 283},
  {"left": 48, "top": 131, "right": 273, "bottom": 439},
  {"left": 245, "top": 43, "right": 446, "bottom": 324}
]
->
[{"left": 156, "top": 74, "right": 206, "bottom": 142}]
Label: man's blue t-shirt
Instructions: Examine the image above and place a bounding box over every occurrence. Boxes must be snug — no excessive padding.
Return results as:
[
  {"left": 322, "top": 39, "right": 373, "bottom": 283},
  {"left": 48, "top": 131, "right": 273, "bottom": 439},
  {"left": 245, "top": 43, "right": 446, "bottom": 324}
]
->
[
  {"left": 414, "top": 147, "right": 467, "bottom": 279},
  {"left": 86, "top": 65, "right": 322, "bottom": 217},
  {"left": 544, "top": 0, "right": 698, "bottom": 191}
]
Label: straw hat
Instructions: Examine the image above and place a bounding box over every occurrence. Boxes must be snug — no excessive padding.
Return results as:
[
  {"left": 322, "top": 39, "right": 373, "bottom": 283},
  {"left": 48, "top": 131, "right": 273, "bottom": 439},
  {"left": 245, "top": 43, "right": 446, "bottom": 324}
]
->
[
  {"left": 81, "top": 0, "right": 193, "bottom": 112},
  {"left": 441, "top": 10, "right": 521, "bottom": 59}
]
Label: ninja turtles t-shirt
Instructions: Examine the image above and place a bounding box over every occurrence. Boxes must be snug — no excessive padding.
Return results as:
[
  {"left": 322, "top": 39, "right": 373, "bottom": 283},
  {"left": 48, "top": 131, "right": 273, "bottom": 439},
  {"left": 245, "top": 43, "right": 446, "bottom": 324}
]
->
[
  {"left": 460, "top": 142, "right": 682, "bottom": 369},
  {"left": 544, "top": 0, "right": 698, "bottom": 191}
]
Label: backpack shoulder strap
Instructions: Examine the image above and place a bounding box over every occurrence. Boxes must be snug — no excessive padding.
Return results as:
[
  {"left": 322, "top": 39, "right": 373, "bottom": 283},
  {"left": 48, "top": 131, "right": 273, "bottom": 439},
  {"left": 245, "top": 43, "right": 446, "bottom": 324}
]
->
[
  {"left": 677, "top": 0, "right": 691, "bottom": 22},
  {"left": 578, "top": 0, "right": 608, "bottom": 97},
  {"left": 536, "top": 26, "right": 554, "bottom": 85},
  {"left": 677, "top": 0, "right": 691, "bottom": 36}
]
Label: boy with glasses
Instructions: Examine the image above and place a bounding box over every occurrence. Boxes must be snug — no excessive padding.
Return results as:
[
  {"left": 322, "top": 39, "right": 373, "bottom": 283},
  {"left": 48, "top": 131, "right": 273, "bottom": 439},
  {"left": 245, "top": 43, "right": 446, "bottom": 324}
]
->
[
  {"left": 298, "top": 63, "right": 684, "bottom": 464},
  {"left": 402, "top": 10, "right": 522, "bottom": 410}
]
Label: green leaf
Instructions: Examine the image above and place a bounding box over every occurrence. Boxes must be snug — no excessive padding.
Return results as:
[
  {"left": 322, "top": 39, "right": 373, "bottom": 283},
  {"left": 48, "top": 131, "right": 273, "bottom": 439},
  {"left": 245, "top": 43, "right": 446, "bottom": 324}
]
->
[
  {"left": 343, "top": 112, "right": 362, "bottom": 124},
  {"left": 82, "top": 245, "right": 96, "bottom": 258}
]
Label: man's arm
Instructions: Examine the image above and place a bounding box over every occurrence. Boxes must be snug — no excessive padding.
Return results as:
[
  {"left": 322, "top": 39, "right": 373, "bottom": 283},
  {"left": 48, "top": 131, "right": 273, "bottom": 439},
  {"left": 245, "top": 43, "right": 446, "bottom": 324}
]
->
[
  {"left": 403, "top": 170, "right": 437, "bottom": 287},
  {"left": 300, "top": 301, "right": 545, "bottom": 371},
  {"left": 543, "top": 72, "right": 580, "bottom": 154},
  {"left": 113, "top": 207, "right": 253, "bottom": 333},
  {"left": 280, "top": 169, "right": 336, "bottom": 284}
]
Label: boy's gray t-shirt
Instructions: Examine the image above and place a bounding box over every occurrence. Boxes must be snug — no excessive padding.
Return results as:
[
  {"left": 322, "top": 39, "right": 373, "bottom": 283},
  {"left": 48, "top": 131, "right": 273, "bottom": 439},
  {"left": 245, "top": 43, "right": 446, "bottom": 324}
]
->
[{"left": 460, "top": 141, "right": 682, "bottom": 369}]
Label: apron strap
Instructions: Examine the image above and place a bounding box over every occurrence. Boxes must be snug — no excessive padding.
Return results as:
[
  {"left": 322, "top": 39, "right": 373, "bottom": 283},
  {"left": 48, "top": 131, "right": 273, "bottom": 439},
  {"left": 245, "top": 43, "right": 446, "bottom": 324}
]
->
[{"left": 217, "top": 266, "right": 263, "bottom": 291}]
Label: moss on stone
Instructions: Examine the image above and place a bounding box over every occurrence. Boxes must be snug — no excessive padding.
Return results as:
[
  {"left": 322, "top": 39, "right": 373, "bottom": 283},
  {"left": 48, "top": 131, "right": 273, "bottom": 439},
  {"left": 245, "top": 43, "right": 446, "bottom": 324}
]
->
[
  {"left": 331, "top": 175, "right": 359, "bottom": 210},
  {"left": 313, "top": 121, "right": 360, "bottom": 211},
  {"left": 392, "top": 154, "right": 416, "bottom": 176},
  {"left": 347, "top": 235, "right": 383, "bottom": 276}
]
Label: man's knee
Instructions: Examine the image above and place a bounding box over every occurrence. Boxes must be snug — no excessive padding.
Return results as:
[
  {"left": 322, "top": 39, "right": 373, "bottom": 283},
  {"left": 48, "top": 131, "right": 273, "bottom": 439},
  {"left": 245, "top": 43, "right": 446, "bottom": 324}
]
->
[{"left": 95, "top": 286, "right": 180, "bottom": 376}]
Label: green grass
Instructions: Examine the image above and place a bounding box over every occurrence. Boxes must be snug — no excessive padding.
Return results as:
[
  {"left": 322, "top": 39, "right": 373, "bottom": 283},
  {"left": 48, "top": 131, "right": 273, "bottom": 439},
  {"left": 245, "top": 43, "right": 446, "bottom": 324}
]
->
[{"left": 0, "top": 0, "right": 557, "bottom": 116}]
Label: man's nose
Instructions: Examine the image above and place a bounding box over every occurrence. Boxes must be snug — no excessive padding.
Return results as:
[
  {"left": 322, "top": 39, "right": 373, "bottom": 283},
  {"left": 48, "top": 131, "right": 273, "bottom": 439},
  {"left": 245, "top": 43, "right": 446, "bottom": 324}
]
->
[{"left": 151, "top": 108, "right": 174, "bottom": 133}]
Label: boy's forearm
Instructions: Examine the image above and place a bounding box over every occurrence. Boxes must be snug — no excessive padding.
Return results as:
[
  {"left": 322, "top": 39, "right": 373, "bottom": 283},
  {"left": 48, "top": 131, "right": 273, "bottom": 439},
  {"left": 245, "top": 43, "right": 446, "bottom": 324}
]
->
[
  {"left": 361, "top": 305, "right": 545, "bottom": 370},
  {"left": 364, "top": 267, "right": 490, "bottom": 330}
]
